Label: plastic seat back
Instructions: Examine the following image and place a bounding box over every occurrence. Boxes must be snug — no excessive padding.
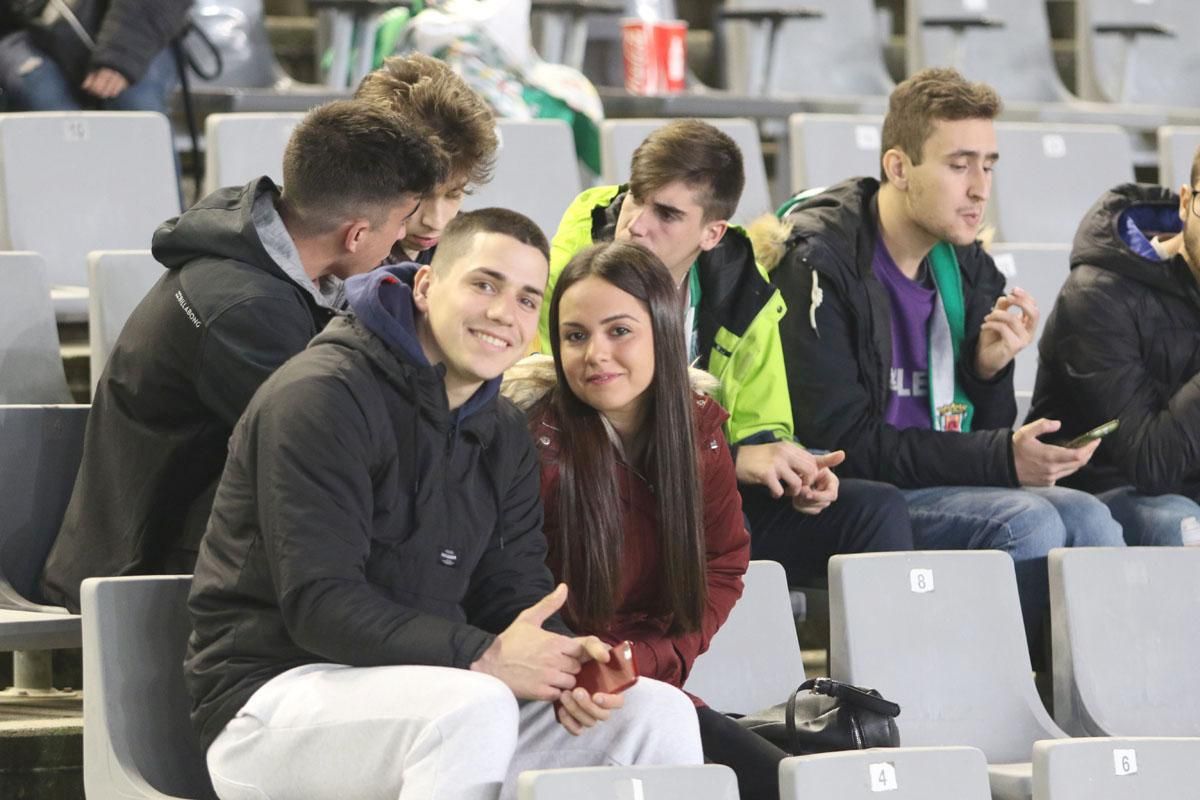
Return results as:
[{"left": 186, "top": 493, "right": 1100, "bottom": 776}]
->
[
  {"left": 87, "top": 250, "right": 163, "bottom": 396},
  {"left": 722, "top": 0, "right": 892, "bottom": 100},
  {"left": 0, "top": 113, "right": 179, "bottom": 301},
  {"left": 781, "top": 746, "right": 992, "bottom": 800},
  {"left": 1157, "top": 126, "right": 1200, "bottom": 190},
  {"left": 788, "top": 113, "right": 884, "bottom": 193},
  {"left": 599, "top": 118, "right": 771, "bottom": 224},
  {"left": 190, "top": 0, "right": 290, "bottom": 89},
  {"left": 82, "top": 575, "right": 216, "bottom": 800},
  {"left": 684, "top": 560, "right": 804, "bottom": 715},
  {"left": 463, "top": 119, "right": 582, "bottom": 241},
  {"left": 989, "top": 243, "right": 1071, "bottom": 404},
  {"left": 1076, "top": 0, "right": 1200, "bottom": 106},
  {"left": 1033, "top": 737, "right": 1200, "bottom": 800},
  {"left": 203, "top": 113, "right": 303, "bottom": 195},
  {"left": 0, "top": 252, "right": 71, "bottom": 403},
  {"left": 830, "top": 551, "right": 1064, "bottom": 764},
  {"left": 518, "top": 764, "right": 738, "bottom": 800},
  {"left": 1049, "top": 547, "right": 1200, "bottom": 738},
  {"left": 907, "top": 0, "right": 1070, "bottom": 103},
  {"left": 993, "top": 123, "right": 1134, "bottom": 244},
  {"left": 0, "top": 403, "right": 87, "bottom": 613}
]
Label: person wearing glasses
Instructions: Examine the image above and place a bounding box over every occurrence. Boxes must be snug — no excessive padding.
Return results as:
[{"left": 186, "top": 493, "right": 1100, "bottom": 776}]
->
[{"left": 1028, "top": 154, "right": 1200, "bottom": 545}]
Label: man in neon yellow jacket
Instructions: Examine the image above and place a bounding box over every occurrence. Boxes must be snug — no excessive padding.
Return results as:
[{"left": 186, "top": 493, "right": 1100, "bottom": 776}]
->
[{"left": 542, "top": 119, "right": 913, "bottom": 589}]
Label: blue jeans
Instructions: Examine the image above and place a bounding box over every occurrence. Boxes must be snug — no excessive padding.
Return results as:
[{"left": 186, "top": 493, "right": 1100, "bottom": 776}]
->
[
  {"left": 901, "top": 485, "right": 1124, "bottom": 661},
  {"left": 0, "top": 30, "right": 178, "bottom": 114},
  {"left": 1096, "top": 486, "right": 1200, "bottom": 546}
]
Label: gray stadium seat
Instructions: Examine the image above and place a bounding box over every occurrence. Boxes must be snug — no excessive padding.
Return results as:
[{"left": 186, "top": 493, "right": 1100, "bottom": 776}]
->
[
  {"left": 683, "top": 560, "right": 805, "bottom": 715},
  {"left": 173, "top": 1, "right": 349, "bottom": 118},
  {"left": 517, "top": 764, "right": 738, "bottom": 800},
  {"left": 906, "top": 0, "right": 1070, "bottom": 104},
  {"left": 993, "top": 123, "right": 1134, "bottom": 244},
  {"left": 781, "top": 746, "right": 992, "bottom": 800},
  {"left": 462, "top": 119, "right": 583, "bottom": 241},
  {"left": 0, "top": 113, "right": 180, "bottom": 321},
  {"left": 1049, "top": 547, "right": 1200, "bottom": 738},
  {"left": 82, "top": 575, "right": 216, "bottom": 800},
  {"left": 989, "top": 243, "right": 1071, "bottom": 417},
  {"left": 191, "top": 0, "right": 295, "bottom": 89},
  {"left": 1032, "top": 737, "right": 1200, "bottom": 800},
  {"left": 1157, "top": 126, "right": 1200, "bottom": 191},
  {"left": 87, "top": 250, "right": 162, "bottom": 396},
  {"left": 0, "top": 252, "right": 71, "bottom": 404},
  {"left": 0, "top": 404, "right": 87, "bottom": 615},
  {"left": 720, "top": 0, "right": 892, "bottom": 107},
  {"left": 0, "top": 404, "right": 86, "bottom": 694},
  {"left": 1075, "top": 0, "right": 1199, "bottom": 107},
  {"left": 788, "top": 113, "right": 884, "bottom": 194},
  {"left": 599, "top": 118, "right": 772, "bottom": 224},
  {"left": 830, "top": 551, "right": 1066, "bottom": 800},
  {"left": 203, "top": 113, "right": 303, "bottom": 195}
]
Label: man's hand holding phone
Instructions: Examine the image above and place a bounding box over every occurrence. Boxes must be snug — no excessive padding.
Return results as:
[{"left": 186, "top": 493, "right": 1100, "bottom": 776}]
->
[
  {"left": 1012, "top": 418, "right": 1104, "bottom": 486},
  {"left": 556, "top": 641, "right": 639, "bottom": 736},
  {"left": 1063, "top": 419, "right": 1119, "bottom": 449}
]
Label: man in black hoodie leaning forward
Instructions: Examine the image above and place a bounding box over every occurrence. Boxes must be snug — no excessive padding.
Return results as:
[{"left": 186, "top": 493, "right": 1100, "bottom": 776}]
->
[
  {"left": 185, "top": 209, "right": 702, "bottom": 800},
  {"left": 40, "top": 100, "right": 444, "bottom": 612},
  {"left": 1030, "top": 157, "right": 1200, "bottom": 545}
]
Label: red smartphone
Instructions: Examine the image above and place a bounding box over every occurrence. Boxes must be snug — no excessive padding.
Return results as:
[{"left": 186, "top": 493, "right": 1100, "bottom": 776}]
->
[{"left": 575, "top": 640, "right": 639, "bottom": 695}]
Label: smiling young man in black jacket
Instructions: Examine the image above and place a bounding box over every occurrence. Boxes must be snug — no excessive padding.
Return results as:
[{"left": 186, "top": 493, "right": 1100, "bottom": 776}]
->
[
  {"left": 1030, "top": 165, "right": 1200, "bottom": 544},
  {"left": 185, "top": 209, "right": 701, "bottom": 800},
  {"left": 761, "top": 68, "right": 1123, "bottom": 647},
  {"left": 40, "top": 100, "right": 442, "bottom": 612}
]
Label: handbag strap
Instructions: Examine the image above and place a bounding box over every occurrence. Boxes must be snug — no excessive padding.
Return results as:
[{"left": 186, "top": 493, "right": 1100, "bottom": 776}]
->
[
  {"left": 785, "top": 683, "right": 800, "bottom": 752},
  {"left": 801, "top": 678, "right": 901, "bottom": 718},
  {"left": 47, "top": 0, "right": 94, "bottom": 49}
]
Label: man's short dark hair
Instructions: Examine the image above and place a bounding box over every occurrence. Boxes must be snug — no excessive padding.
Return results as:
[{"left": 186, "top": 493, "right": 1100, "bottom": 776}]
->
[
  {"left": 430, "top": 208, "right": 550, "bottom": 273},
  {"left": 355, "top": 54, "right": 498, "bottom": 189},
  {"left": 880, "top": 68, "right": 1002, "bottom": 182},
  {"left": 281, "top": 100, "right": 447, "bottom": 235},
  {"left": 628, "top": 119, "right": 744, "bottom": 223}
]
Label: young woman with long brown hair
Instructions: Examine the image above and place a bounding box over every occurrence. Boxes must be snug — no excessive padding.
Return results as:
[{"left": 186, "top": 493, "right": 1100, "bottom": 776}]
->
[{"left": 503, "top": 241, "right": 787, "bottom": 799}]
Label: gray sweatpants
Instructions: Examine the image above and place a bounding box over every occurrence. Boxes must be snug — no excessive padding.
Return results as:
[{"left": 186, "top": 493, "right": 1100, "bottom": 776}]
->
[{"left": 206, "top": 663, "right": 702, "bottom": 800}]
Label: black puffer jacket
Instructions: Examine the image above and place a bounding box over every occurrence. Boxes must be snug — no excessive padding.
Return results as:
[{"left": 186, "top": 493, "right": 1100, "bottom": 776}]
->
[
  {"left": 771, "top": 178, "right": 1018, "bottom": 488},
  {"left": 1029, "top": 183, "right": 1200, "bottom": 498},
  {"left": 186, "top": 269, "right": 565, "bottom": 752},
  {"left": 41, "top": 178, "right": 336, "bottom": 613},
  {"left": 10, "top": 0, "right": 192, "bottom": 84}
]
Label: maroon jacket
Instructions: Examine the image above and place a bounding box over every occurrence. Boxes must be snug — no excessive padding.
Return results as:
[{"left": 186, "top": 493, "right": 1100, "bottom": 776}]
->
[{"left": 531, "top": 393, "right": 750, "bottom": 704}]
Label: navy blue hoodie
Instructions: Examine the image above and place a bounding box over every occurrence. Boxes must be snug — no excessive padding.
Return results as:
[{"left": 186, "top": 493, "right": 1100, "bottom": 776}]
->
[{"left": 185, "top": 263, "right": 565, "bottom": 752}]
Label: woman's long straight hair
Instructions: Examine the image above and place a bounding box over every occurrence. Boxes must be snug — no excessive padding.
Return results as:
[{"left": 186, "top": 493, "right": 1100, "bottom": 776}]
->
[{"left": 545, "top": 241, "right": 706, "bottom": 633}]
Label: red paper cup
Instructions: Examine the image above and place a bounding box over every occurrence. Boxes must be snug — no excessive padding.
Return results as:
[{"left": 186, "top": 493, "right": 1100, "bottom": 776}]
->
[
  {"left": 654, "top": 20, "right": 688, "bottom": 94},
  {"left": 621, "top": 19, "right": 655, "bottom": 95},
  {"left": 622, "top": 19, "right": 688, "bottom": 95}
]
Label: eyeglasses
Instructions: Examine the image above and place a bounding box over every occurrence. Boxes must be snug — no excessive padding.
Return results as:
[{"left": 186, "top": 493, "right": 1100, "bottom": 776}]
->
[{"left": 1190, "top": 188, "right": 1200, "bottom": 217}]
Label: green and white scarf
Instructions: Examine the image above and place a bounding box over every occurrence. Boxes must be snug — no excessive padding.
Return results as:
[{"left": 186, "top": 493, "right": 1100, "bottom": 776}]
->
[{"left": 926, "top": 241, "right": 974, "bottom": 432}]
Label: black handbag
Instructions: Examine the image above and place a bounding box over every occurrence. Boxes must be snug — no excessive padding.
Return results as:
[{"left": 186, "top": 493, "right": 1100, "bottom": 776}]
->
[{"left": 735, "top": 677, "right": 901, "bottom": 755}]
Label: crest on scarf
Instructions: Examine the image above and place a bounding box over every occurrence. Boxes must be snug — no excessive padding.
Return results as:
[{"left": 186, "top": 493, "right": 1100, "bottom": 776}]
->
[{"left": 936, "top": 402, "right": 968, "bottom": 432}]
